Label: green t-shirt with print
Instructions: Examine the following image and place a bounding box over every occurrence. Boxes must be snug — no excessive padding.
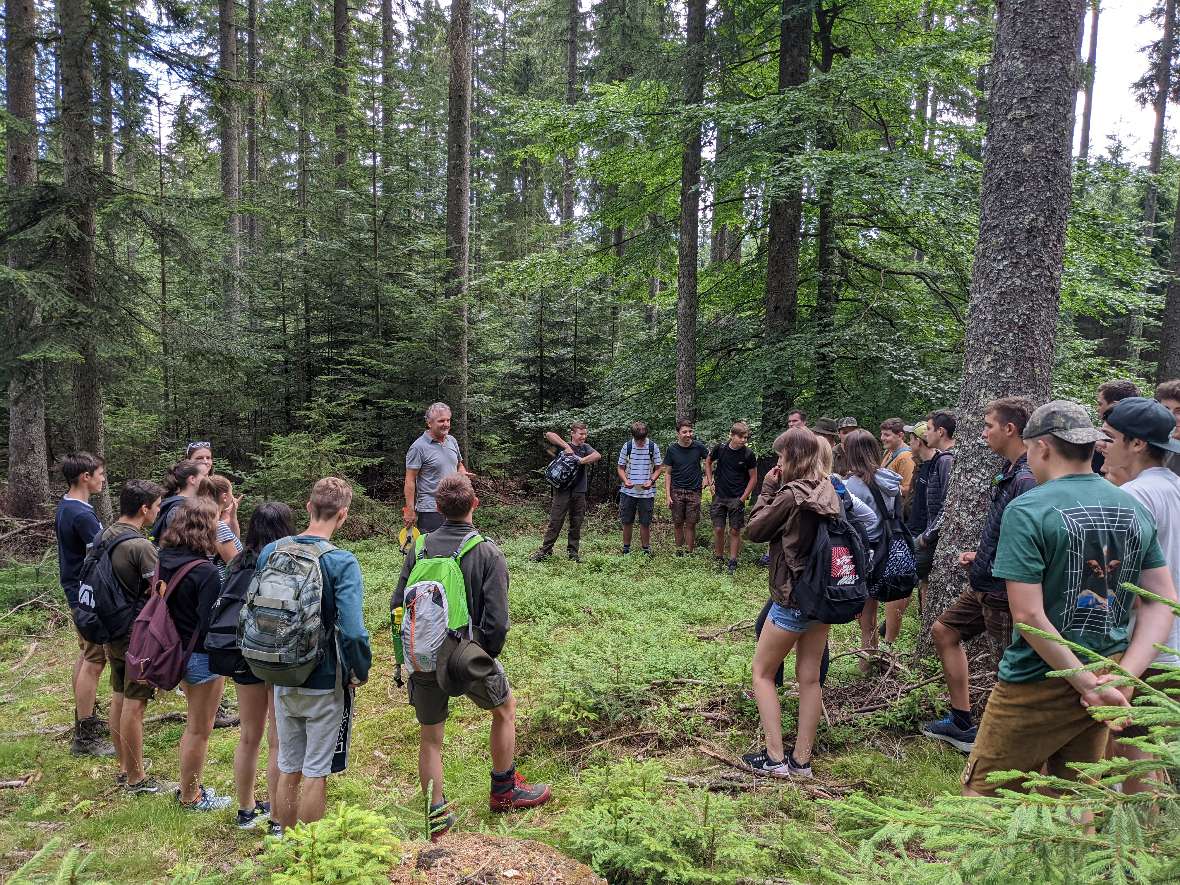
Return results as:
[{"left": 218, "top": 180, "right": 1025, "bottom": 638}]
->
[{"left": 991, "top": 473, "right": 1167, "bottom": 683}]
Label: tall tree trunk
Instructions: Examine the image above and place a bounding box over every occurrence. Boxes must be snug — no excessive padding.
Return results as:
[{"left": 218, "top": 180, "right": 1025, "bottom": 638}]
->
[
  {"left": 298, "top": 13, "right": 313, "bottom": 403},
  {"left": 62, "top": 0, "right": 111, "bottom": 521},
  {"left": 333, "top": 0, "right": 349, "bottom": 189},
  {"left": 561, "top": 0, "right": 578, "bottom": 227},
  {"left": 1127, "top": 0, "right": 1174, "bottom": 361},
  {"left": 156, "top": 93, "right": 173, "bottom": 434},
  {"left": 923, "top": 0, "right": 1084, "bottom": 635},
  {"left": 219, "top": 0, "right": 241, "bottom": 320},
  {"left": 5, "top": 0, "right": 51, "bottom": 517},
  {"left": 246, "top": 0, "right": 259, "bottom": 253},
  {"left": 381, "top": 0, "right": 395, "bottom": 191},
  {"left": 1078, "top": 0, "right": 1099, "bottom": 161},
  {"left": 98, "top": 16, "right": 114, "bottom": 177},
  {"left": 761, "top": 0, "right": 811, "bottom": 432},
  {"left": 1161, "top": 175, "right": 1180, "bottom": 380},
  {"left": 675, "top": 0, "right": 707, "bottom": 424},
  {"left": 445, "top": 0, "right": 472, "bottom": 460}
]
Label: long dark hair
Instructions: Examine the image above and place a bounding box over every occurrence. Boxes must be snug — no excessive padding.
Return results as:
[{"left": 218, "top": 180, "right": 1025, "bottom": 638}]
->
[
  {"left": 163, "top": 459, "right": 202, "bottom": 494},
  {"left": 245, "top": 502, "right": 294, "bottom": 555},
  {"left": 843, "top": 429, "right": 883, "bottom": 488}
]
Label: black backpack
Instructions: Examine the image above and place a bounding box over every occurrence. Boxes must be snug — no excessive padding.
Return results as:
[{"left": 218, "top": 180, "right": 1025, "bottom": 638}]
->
[
  {"left": 544, "top": 451, "right": 582, "bottom": 490},
  {"left": 149, "top": 496, "right": 184, "bottom": 546},
  {"left": 205, "top": 549, "right": 257, "bottom": 679},
  {"left": 866, "top": 481, "right": 918, "bottom": 602},
  {"left": 791, "top": 512, "right": 870, "bottom": 625},
  {"left": 73, "top": 531, "right": 141, "bottom": 644}
]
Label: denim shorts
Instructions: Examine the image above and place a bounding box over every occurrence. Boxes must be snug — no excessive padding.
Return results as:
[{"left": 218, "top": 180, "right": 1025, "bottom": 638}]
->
[
  {"left": 183, "top": 652, "right": 221, "bottom": 686},
  {"left": 767, "top": 602, "right": 819, "bottom": 634}
]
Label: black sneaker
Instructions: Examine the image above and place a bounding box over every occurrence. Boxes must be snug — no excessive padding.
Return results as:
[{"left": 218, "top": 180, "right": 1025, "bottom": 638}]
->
[
  {"left": 237, "top": 805, "right": 266, "bottom": 829},
  {"left": 727, "top": 559, "right": 738, "bottom": 576},
  {"left": 641, "top": 547, "right": 653, "bottom": 557},
  {"left": 266, "top": 820, "right": 283, "bottom": 838},
  {"left": 567, "top": 552, "right": 581, "bottom": 563},
  {"left": 741, "top": 749, "right": 791, "bottom": 778},
  {"left": 124, "top": 776, "right": 163, "bottom": 795},
  {"left": 529, "top": 550, "right": 551, "bottom": 562},
  {"left": 621, "top": 546, "right": 631, "bottom": 555},
  {"left": 675, "top": 549, "right": 686, "bottom": 557}
]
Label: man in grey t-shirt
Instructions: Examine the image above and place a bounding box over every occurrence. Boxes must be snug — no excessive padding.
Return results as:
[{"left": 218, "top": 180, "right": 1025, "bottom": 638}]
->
[{"left": 404, "top": 402, "right": 468, "bottom": 533}]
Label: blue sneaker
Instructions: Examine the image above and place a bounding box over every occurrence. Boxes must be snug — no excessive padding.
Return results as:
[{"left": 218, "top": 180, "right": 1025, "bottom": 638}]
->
[
  {"left": 920, "top": 715, "right": 976, "bottom": 753},
  {"left": 178, "top": 785, "right": 232, "bottom": 812}
]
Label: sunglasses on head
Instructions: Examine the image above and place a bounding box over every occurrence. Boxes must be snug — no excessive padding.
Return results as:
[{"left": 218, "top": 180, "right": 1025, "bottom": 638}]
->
[{"left": 187, "top": 441, "right": 212, "bottom": 456}]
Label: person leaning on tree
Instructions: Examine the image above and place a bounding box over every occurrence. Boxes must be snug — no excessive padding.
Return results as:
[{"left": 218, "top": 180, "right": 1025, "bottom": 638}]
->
[
  {"left": 961, "top": 401, "right": 1177, "bottom": 797},
  {"left": 404, "top": 402, "right": 471, "bottom": 534},
  {"left": 530, "top": 422, "right": 601, "bottom": 562},
  {"left": 920, "top": 397, "right": 1036, "bottom": 754}
]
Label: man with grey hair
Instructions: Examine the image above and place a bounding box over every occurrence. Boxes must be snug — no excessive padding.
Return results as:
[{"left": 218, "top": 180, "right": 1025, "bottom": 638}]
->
[{"left": 404, "top": 402, "right": 468, "bottom": 533}]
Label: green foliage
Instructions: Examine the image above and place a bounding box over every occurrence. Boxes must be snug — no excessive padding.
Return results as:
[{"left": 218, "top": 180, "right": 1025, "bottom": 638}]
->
[
  {"left": 245, "top": 430, "right": 378, "bottom": 508},
  {"left": 247, "top": 804, "right": 401, "bottom": 885},
  {"left": 563, "top": 761, "right": 773, "bottom": 883}
]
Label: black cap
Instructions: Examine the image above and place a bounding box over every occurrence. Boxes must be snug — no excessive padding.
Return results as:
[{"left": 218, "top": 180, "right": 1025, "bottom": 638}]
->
[{"left": 1105, "top": 397, "right": 1180, "bottom": 454}]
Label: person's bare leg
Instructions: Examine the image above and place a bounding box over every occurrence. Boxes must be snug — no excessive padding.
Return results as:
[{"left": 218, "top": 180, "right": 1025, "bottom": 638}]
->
[
  {"left": 792, "top": 624, "right": 831, "bottom": 764},
  {"left": 234, "top": 681, "right": 268, "bottom": 811},
  {"left": 75, "top": 657, "right": 103, "bottom": 720},
  {"left": 728, "top": 527, "right": 741, "bottom": 561},
  {"left": 275, "top": 771, "right": 302, "bottom": 828},
  {"left": 750, "top": 621, "right": 800, "bottom": 762},
  {"left": 859, "top": 600, "right": 879, "bottom": 651},
  {"left": 419, "top": 723, "right": 446, "bottom": 804},
  {"left": 639, "top": 524, "right": 651, "bottom": 549},
  {"left": 297, "top": 775, "right": 327, "bottom": 824},
  {"left": 884, "top": 596, "right": 912, "bottom": 643},
  {"left": 932, "top": 621, "right": 970, "bottom": 711},
  {"left": 712, "top": 526, "right": 724, "bottom": 558},
  {"left": 178, "top": 678, "right": 225, "bottom": 803},
  {"left": 121, "top": 698, "right": 148, "bottom": 783},
  {"left": 109, "top": 692, "right": 126, "bottom": 774},
  {"left": 685, "top": 521, "right": 697, "bottom": 553},
  {"left": 490, "top": 695, "right": 517, "bottom": 773},
  {"left": 265, "top": 691, "right": 279, "bottom": 809}
]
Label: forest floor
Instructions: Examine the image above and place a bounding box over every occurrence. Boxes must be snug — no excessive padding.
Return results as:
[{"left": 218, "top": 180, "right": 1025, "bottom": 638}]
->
[{"left": 0, "top": 504, "right": 966, "bottom": 882}]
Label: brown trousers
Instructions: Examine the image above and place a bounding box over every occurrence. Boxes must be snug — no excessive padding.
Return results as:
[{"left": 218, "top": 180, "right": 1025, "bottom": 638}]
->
[{"left": 540, "top": 489, "right": 587, "bottom": 555}]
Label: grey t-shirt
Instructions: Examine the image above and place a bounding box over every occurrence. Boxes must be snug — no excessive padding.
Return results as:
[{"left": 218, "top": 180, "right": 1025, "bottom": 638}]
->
[
  {"left": 406, "top": 432, "right": 463, "bottom": 513},
  {"left": 1122, "top": 466, "right": 1180, "bottom": 666}
]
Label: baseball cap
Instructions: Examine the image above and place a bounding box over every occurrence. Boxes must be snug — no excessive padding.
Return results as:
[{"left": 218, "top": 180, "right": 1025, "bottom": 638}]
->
[
  {"left": 1104, "top": 397, "right": 1180, "bottom": 454},
  {"left": 1022, "top": 400, "right": 1109, "bottom": 445},
  {"left": 909, "top": 421, "right": 927, "bottom": 439},
  {"left": 838, "top": 417, "right": 858, "bottom": 430}
]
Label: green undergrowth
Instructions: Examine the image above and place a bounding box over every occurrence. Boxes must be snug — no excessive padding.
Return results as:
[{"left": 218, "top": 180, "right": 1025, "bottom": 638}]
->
[{"left": 0, "top": 505, "right": 965, "bottom": 882}]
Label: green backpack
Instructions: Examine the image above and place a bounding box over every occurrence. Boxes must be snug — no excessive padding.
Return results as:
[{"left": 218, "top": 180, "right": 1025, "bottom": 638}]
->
[{"left": 399, "top": 531, "right": 483, "bottom": 677}]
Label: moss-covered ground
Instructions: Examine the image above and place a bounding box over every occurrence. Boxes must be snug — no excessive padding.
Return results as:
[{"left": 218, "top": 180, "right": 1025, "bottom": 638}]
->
[{"left": 0, "top": 505, "right": 963, "bottom": 882}]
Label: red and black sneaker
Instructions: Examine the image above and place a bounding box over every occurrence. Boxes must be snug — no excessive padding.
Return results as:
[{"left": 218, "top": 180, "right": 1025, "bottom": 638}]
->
[{"left": 489, "top": 769, "right": 552, "bottom": 813}]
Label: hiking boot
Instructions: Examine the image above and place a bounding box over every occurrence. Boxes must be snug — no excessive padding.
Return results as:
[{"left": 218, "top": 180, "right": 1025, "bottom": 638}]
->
[
  {"left": 71, "top": 715, "right": 116, "bottom": 757},
  {"left": 236, "top": 802, "right": 270, "bottom": 829},
  {"left": 727, "top": 559, "right": 738, "bottom": 576},
  {"left": 921, "top": 715, "right": 977, "bottom": 754},
  {"left": 429, "top": 798, "right": 455, "bottom": 841},
  {"left": 266, "top": 820, "right": 283, "bottom": 838},
  {"left": 529, "top": 550, "right": 551, "bottom": 563},
  {"left": 741, "top": 749, "right": 791, "bottom": 778},
  {"left": 213, "top": 698, "right": 238, "bottom": 729},
  {"left": 124, "top": 776, "right": 163, "bottom": 795},
  {"left": 567, "top": 552, "right": 581, "bottom": 563},
  {"left": 178, "top": 785, "right": 232, "bottom": 812},
  {"left": 489, "top": 769, "right": 552, "bottom": 812}
]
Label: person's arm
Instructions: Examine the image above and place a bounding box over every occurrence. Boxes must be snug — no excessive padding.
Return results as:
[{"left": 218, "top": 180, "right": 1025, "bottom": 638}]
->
[
  {"left": 617, "top": 447, "right": 633, "bottom": 488},
  {"left": 1006, "top": 581, "right": 1131, "bottom": 710},
  {"left": 476, "top": 546, "right": 511, "bottom": 657},
  {"left": 704, "top": 448, "right": 716, "bottom": 489},
  {"left": 195, "top": 565, "right": 223, "bottom": 641},
  {"left": 741, "top": 454, "right": 758, "bottom": 502},
  {"left": 845, "top": 492, "right": 880, "bottom": 540},
  {"left": 1119, "top": 566, "right": 1178, "bottom": 679},
  {"left": 745, "top": 472, "right": 790, "bottom": 542},
  {"left": 919, "top": 455, "right": 951, "bottom": 546},
  {"left": 664, "top": 462, "right": 674, "bottom": 506},
  {"left": 545, "top": 431, "right": 572, "bottom": 453},
  {"left": 215, "top": 521, "right": 241, "bottom": 566},
  {"left": 897, "top": 455, "right": 915, "bottom": 499},
  {"left": 391, "top": 543, "right": 417, "bottom": 611},
  {"left": 332, "top": 553, "right": 372, "bottom": 685},
  {"left": 581, "top": 445, "right": 602, "bottom": 466},
  {"left": 403, "top": 468, "right": 419, "bottom": 527}
]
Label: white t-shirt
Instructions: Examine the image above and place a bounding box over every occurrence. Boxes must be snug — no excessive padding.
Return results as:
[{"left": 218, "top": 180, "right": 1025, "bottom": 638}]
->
[{"left": 1122, "top": 466, "right": 1180, "bottom": 666}]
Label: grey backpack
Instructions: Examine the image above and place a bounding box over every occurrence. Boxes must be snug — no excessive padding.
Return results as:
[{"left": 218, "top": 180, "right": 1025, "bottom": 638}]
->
[{"left": 239, "top": 537, "right": 334, "bottom": 686}]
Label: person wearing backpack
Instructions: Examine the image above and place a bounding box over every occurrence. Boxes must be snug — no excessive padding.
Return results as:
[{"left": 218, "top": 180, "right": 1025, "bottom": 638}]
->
[
  {"left": 842, "top": 429, "right": 906, "bottom": 667},
  {"left": 530, "top": 422, "right": 601, "bottom": 562},
  {"left": 96, "top": 480, "right": 165, "bottom": 793},
  {"left": 743, "top": 429, "right": 850, "bottom": 779},
  {"left": 921, "top": 398, "right": 1037, "bottom": 753},
  {"left": 393, "top": 474, "right": 551, "bottom": 839},
  {"left": 256, "top": 478, "right": 371, "bottom": 834},
  {"left": 616, "top": 422, "right": 664, "bottom": 556},
  {"left": 150, "top": 460, "right": 203, "bottom": 544},
  {"left": 158, "top": 497, "right": 232, "bottom": 812},
  {"left": 916, "top": 410, "right": 957, "bottom": 554},
  {"left": 209, "top": 502, "right": 293, "bottom": 830},
  {"left": 55, "top": 452, "right": 115, "bottom": 758}
]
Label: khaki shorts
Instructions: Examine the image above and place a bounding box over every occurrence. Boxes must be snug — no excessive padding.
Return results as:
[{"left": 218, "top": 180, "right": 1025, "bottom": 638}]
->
[
  {"left": 408, "top": 660, "right": 512, "bottom": 726},
  {"left": 72, "top": 611, "right": 107, "bottom": 666},
  {"left": 962, "top": 676, "right": 1110, "bottom": 796},
  {"left": 105, "top": 637, "right": 155, "bottom": 702},
  {"left": 669, "top": 488, "right": 702, "bottom": 525},
  {"left": 937, "top": 590, "right": 1013, "bottom": 656}
]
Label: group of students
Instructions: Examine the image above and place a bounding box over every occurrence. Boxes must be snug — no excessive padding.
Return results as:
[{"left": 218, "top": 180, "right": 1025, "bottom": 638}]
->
[{"left": 55, "top": 434, "right": 548, "bottom": 841}]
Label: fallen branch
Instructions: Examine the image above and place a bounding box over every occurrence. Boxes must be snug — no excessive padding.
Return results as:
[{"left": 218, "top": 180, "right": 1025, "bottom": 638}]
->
[
  {"left": 0, "top": 710, "right": 187, "bottom": 741},
  {"left": 690, "top": 740, "right": 846, "bottom": 800},
  {"left": 693, "top": 619, "right": 756, "bottom": 641},
  {"left": 12, "top": 640, "right": 38, "bottom": 671},
  {"left": 0, "top": 772, "right": 39, "bottom": 789},
  {"left": 0, "top": 520, "right": 52, "bottom": 545},
  {"left": 827, "top": 674, "right": 943, "bottom": 724},
  {"left": 0, "top": 594, "right": 55, "bottom": 624},
  {"left": 559, "top": 729, "right": 660, "bottom": 756}
]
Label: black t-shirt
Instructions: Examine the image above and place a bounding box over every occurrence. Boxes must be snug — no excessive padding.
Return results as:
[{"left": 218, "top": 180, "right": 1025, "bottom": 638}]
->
[
  {"left": 568, "top": 442, "right": 597, "bottom": 495},
  {"left": 709, "top": 444, "right": 757, "bottom": 500},
  {"left": 664, "top": 440, "right": 709, "bottom": 491}
]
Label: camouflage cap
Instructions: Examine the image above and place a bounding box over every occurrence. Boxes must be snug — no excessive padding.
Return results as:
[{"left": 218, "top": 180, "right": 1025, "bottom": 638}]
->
[
  {"left": 814, "top": 417, "right": 840, "bottom": 437},
  {"left": 1022, "top": 400, "right": 1109, "bottom": 445},
  {"left": 837, "top": 416, "right": 859, "bottom": 429}
]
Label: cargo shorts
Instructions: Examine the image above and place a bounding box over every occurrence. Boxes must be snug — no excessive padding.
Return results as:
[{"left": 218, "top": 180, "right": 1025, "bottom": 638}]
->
[{"left": 408, "top": 660, "right": 512, "bottom": 726}]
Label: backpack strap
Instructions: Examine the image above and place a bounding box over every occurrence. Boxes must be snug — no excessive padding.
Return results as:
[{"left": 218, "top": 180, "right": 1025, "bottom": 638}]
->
[{"left": 454, "top": 531, "right": 484, "bottom": 559}]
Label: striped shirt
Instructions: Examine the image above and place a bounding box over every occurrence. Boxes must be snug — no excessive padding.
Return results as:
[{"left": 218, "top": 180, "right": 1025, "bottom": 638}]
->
[
  {"left": 617, "top": 440, "right": 662, "bottom": 499},
  {"left": 214, "top": 520, "right": 243, "bottom": 585}
]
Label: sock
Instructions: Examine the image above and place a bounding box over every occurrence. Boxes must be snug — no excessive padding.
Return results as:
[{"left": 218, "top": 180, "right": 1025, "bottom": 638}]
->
[
  {"left": 492, "top": 766, "right": 515, "bottom": 793},
  {"left": 622, "top": 545, "right": 631, "bottom": 553},
  {"left": 788, "top": 751, "right": 808, "bottom": 769},
  {"left": 950, "top": 707, "right": 973, "bottom": 730}
]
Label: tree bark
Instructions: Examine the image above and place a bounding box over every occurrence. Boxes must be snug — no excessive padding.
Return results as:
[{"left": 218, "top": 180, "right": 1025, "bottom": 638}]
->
[
  {"left": 246, "top": 0, "right": 259, "bottom": 253},
  {"left": 98, "top": 15, "right": 115, "bottom": 177},
  {"left": 561, "top": 0, "right": 578, "bottom": 227},
  {"left": 62, "top": 0, "right": 111, "bottom": 521},
  {"left": 923, "top": 0, "right": 1085, "bottom": 635},
  {"left": 1161, "top": 174, "right": 1180, "bottom": 381},
  {"left": 761, "top": 0, "right": 811, "bottom": 432},
  {"left": 1077, "top": 0, "right": 1099, "bottom": 162},
  {"left": 445, "top": 0, "right": 472, "bottom": 460},
  {"left": 333, "top": 0, "right": 350, "bottom": 190},
  {"left": 381, "top": 0, "right": 395, "bottom": 192},
  {"left": 5, "top": 0, "right": 51, "bottom": 517},
  {"left": 675, "top": 0, "right": 707, "bottom": 424},
  {"left": 218, "top": 0, "right": 241, "bottom": 320}
]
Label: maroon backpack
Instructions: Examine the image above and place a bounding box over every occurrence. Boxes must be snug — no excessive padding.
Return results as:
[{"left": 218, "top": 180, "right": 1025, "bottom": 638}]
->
[{"left": 126, "top": 558, "right": 205, "bottom": 690}]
